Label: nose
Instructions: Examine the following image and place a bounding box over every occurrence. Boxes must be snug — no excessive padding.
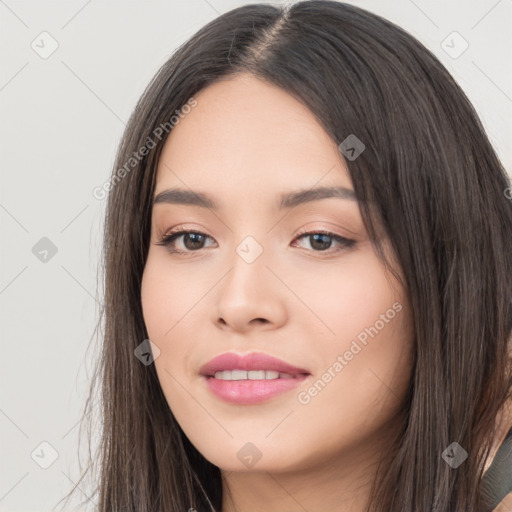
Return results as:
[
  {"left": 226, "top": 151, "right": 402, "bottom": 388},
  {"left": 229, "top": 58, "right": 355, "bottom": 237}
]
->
[{"left": 213, "top": 244, "right": 288, "bottom": 333}]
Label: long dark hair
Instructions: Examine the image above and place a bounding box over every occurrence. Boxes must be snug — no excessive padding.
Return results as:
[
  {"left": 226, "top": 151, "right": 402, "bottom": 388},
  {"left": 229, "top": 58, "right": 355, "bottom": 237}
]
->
[{"left": 60, "top": 1, "right": 512, "bottom": 511}]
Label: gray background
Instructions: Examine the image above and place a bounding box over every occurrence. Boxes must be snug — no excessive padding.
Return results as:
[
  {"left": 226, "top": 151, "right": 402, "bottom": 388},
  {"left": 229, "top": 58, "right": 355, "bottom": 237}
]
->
[{"left": 1, "top": 1, "right": 511, "bottom": 511}]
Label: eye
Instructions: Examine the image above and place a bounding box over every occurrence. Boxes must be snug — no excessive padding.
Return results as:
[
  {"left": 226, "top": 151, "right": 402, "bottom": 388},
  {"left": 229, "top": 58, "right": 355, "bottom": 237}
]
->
[
  {"left": 155, "top": 227, "right": 356, "bottom": 256},
  {"left": 155, "top": 227, "right": 216, "bottom": 255},
  {"left": 291, "top": 229, "right": 356, "bottom": 254}
]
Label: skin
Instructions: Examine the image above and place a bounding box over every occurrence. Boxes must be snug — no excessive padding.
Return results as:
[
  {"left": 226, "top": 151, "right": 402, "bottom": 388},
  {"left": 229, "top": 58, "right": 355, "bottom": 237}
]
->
[
  {"left": 140, "top": 72, "right": 417, "bottom": 512},
  {"left": 494, "top": 493, "right": 512, "bottom": 512}
]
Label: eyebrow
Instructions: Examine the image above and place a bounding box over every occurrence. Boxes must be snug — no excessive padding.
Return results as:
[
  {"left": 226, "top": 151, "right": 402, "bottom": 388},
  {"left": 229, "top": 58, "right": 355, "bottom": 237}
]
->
[{"left": 152, "top": 186, "right": 358, "bottom": 210}]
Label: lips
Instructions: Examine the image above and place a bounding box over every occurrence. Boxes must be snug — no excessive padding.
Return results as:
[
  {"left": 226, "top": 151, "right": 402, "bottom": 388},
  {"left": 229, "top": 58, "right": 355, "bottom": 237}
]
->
[
  {"left": 200, "top": 352, "right": 311, "bottom": 405},
  {"left": 199, "top": 352, "right": 310, "bottom": 378}
]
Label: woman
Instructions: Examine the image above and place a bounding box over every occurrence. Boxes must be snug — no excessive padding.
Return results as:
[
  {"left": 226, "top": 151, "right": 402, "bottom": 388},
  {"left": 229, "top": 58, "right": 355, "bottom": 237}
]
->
[{"left": 65, "top": 1, "right": 512, "bottom": 511}]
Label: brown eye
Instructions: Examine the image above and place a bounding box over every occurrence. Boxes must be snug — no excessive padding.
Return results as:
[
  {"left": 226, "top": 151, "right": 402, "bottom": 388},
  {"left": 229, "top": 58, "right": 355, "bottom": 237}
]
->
[
  {"left": 292, "top": 230, "right": 356, "bottom": 253},
  {"left": 155, "top": 229, "right": 215, "bottom": 254},
  {"left": 155, "top": 228, "right": 356, "bottom": 256}
]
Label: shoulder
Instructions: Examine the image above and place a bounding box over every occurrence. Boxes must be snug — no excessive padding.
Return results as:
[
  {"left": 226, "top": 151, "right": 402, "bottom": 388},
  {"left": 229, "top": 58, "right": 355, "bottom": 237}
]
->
[
  {"left": 482, "top": 423, "right": 512, "bottom": 512},
  {"left": 492, "top": 492, "right": 512, "bottom": 512}
]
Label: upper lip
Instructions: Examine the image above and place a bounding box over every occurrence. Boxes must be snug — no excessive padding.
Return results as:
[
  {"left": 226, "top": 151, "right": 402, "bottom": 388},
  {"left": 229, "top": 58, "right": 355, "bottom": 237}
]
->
[{"left": 199, "top": 352, "right": 310, "bottom": 377}]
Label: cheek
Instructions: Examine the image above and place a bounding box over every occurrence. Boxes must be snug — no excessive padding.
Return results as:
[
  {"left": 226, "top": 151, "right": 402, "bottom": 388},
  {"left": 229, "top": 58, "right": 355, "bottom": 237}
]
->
[
  {"left": 140, "top": 257, "right": 199, "bottom": 415},
  {"left": 140, "top": 253, "right": 204, "bottom": 340},
  {"left": 140, "top": 251, "right": 213, "bottom": 379},
  {"left": 295, "top": 306, "right": 412, "bottom": 466},
  {"left": 292, "top": 250, "right": 413, "bottom": 423},
  {"left": 141, "top": 256, "right": 166, "bottom": 338},
  {"left": 286, "top": 247, "right": 405, "bottom": 342}
]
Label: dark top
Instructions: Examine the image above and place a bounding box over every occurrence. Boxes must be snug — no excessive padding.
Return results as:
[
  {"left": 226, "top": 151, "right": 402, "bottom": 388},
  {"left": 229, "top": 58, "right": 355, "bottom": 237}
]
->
[{"left": 479, "top": 426, "right": 512, "bottom": 512}]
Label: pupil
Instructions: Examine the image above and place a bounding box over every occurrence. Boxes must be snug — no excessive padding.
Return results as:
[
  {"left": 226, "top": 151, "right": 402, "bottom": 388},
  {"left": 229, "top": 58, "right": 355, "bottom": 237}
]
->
[
  {"left": 311, "top": 233, "right": 331, "bottom": 251},
  {"left": 184, "top": 233, "right": 204, "bottom": 250}
]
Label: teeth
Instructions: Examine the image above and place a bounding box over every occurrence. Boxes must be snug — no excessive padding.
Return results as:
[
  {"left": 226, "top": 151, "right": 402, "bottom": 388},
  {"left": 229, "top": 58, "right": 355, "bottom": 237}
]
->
[{"left": 213, "top": 370, "right": 295, "bottom": 380}]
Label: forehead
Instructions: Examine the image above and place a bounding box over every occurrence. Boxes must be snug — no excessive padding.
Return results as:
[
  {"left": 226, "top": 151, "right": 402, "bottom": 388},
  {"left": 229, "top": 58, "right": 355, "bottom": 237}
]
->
[{"left": 154, "top": 73, "right": 352, "bottom": 197}]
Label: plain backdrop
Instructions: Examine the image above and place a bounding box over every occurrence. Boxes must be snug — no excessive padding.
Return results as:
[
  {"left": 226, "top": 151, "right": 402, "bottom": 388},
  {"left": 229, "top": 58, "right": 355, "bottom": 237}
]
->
[{"left": 1, "top": 1, "right": 511, "bottom": 511}]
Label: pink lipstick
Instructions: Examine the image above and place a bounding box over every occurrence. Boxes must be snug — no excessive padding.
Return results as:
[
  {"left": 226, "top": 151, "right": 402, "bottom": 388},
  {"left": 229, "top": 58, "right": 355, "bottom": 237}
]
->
[{"left": 199, "top": 352, "right": 310, "bottom": 405}]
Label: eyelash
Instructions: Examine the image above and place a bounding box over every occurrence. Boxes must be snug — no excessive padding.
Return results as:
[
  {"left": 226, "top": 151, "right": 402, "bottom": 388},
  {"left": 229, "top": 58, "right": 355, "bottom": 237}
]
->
[{"left": 155, "top": 226, "right": 356, "bottom": 256}]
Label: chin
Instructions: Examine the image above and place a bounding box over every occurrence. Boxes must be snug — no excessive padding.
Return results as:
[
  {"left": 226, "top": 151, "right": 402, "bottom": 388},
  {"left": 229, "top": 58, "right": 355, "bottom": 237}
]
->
[{"left": 192, "top": 439, "right": 313, "bottom": 474}]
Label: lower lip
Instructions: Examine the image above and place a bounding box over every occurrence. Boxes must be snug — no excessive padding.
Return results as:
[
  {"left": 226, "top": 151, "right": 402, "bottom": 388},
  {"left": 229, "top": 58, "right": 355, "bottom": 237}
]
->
[{"left": 203, "top": 375, "right": 309, "bottom": 404}]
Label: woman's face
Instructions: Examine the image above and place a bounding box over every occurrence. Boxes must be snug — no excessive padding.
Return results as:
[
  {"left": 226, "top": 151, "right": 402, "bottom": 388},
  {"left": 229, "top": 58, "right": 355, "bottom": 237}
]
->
[{"left": 141, "top": 73, "right": 414, "bottom": 473}]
